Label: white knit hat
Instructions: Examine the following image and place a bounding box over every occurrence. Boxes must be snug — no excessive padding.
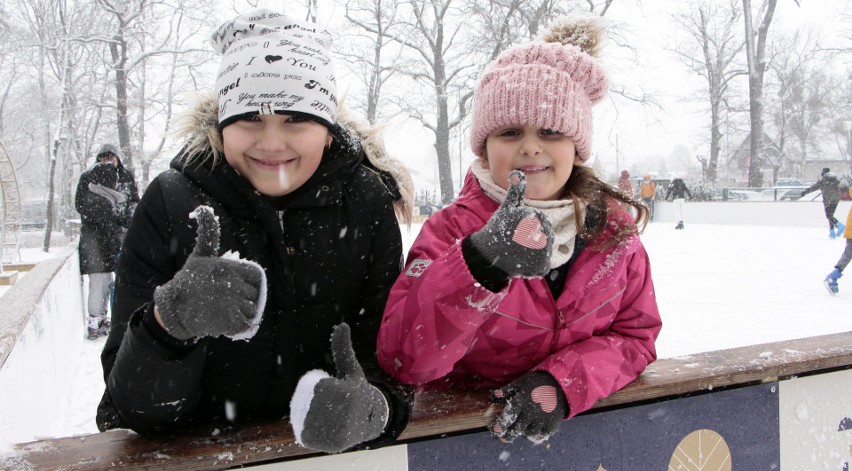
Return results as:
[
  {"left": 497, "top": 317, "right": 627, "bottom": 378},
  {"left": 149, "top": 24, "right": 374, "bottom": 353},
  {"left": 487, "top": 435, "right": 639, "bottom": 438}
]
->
[{"left": 211, "top": 10, "right": 337, "bottom": 129}]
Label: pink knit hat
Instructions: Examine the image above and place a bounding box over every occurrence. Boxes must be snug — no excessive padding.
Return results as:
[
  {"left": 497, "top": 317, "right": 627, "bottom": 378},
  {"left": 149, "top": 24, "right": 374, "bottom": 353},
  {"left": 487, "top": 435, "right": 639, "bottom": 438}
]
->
[{"left": 470, "top": 16, "right": 608, "bottom": 162}]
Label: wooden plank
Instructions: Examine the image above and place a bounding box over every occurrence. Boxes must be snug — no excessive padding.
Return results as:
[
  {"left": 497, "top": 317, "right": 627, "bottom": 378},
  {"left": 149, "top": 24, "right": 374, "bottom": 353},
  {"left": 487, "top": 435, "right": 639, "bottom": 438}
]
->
[
  {"left": 595, "top": 332, "right": 852, "bottom": 409},
  {"left": 400, "top": 331, "right": 852, "bottom": 440},
  {"left": 5, "top": 331, "right": 851, "bottom": 470},
  {"left": 8, "top": 423, "right": 315, "bottom": 470},
  {"left": 1, "top": 263, "right": 36, "bottom": 272},
  {"left": 0, "top": 271, "right": 18, "bottom": 285}
]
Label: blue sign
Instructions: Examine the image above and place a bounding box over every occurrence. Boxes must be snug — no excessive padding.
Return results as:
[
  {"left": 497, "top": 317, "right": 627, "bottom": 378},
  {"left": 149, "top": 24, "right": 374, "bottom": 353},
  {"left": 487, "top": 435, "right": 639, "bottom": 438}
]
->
[{"left": 408, "top": 383, "right": 779, "bottom": 470}]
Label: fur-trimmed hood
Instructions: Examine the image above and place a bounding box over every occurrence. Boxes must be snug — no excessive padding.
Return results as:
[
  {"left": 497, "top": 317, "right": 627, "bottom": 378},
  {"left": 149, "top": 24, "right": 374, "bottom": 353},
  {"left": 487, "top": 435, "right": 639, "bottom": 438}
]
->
[{"left": 174, "top": 93, "right": 414, "bottom": 224}]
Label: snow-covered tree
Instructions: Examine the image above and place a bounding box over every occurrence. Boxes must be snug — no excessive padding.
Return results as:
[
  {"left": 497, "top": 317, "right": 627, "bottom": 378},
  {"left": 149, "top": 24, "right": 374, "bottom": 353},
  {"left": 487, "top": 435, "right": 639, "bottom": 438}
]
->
[{"left": 672, "top": 0, "right": 745, "bottom": 184}]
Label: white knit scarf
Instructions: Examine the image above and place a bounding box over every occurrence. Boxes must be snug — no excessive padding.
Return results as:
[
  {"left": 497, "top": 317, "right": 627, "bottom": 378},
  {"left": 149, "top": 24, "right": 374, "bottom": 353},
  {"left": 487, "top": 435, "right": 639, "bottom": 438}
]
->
[{"left": 470, "top": 160, "right": 585, "bottom": 268}]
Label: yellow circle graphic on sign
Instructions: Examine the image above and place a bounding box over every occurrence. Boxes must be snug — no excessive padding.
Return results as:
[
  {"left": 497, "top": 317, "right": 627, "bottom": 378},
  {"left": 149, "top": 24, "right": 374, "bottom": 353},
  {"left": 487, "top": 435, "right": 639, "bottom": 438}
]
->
[{"left": 668, "top": 429, "right": 732, "bottom": 471}]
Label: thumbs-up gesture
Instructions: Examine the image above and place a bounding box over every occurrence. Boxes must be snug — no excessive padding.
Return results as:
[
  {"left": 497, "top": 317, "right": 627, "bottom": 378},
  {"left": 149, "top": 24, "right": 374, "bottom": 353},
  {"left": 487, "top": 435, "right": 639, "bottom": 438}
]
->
[
  {"left": 154, "top": 205, "right": 266, "bottom": 340},
  {"left": 469, "top": 170, "right": 554, "bottom": 277},
  {"left": 290, "top": 323, "right": 390, "bottom": 453}
]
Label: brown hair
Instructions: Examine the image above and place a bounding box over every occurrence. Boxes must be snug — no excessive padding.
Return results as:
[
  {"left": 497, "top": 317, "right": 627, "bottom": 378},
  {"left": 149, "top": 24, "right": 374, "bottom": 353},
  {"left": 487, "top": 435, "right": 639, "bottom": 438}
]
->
[{"left": 565, "top": 165, "right": 649, "bottom": 249}]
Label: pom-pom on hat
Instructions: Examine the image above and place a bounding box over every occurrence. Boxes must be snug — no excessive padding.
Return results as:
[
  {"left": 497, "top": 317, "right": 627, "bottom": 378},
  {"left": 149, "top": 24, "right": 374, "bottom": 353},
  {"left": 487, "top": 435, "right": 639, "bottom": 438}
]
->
[
  {"left": 470, "top": 15, "right": 608, "bottom": 162},
  {"left": 211, "top": 10, "right": 337, "bottom": 130}
]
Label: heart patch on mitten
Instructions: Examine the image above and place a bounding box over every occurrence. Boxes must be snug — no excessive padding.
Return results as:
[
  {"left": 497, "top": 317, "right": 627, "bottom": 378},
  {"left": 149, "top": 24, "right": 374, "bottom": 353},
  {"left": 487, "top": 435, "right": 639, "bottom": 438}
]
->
[
  {"left": 530, "top": 385, "right": 558, "bottom": 413},
  {"left": 512, "top": 216, "right": 548, "bottom": 249}
]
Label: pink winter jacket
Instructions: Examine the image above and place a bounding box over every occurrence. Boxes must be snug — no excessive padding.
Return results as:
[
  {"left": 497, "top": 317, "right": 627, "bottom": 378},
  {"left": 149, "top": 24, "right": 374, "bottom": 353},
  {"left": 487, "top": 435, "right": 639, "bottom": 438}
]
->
[{"left": 377, "top": 172, "right": 662, "bottom": 418}]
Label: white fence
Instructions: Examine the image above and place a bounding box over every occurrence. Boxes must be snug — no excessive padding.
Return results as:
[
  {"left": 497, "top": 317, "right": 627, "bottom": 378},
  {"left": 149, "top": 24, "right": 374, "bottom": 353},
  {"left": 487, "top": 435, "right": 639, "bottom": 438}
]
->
[
  {"left": 653, "top": 200, "right": 852, "bottom": 227},
  {"left": 0, "top": 246, "right": 85, "bottom": 445}
]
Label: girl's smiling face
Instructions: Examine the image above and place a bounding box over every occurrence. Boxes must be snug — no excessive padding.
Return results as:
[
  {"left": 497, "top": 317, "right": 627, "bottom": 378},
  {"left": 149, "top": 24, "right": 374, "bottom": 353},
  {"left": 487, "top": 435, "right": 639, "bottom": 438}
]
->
[
  {"left": 222, "top": 113, "right": 332, "bottom": 197},
  {"left": 483, "top": 124, "right": 580, "bottom": 201}
]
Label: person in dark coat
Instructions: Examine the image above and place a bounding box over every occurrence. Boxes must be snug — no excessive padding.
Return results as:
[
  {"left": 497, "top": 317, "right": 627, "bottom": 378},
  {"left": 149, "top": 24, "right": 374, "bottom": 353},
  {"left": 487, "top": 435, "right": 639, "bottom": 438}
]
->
[
  {"left": 75, "top": 144, "right": 139, "bottom": 339},
  {"left": 96, "top": 10, "right": 415, "bottom": 455},
  {"left": 803, "top": 167, "right": 844, "bottom": 238},
  {"left": 665, "top": 177, "right": 692, "bottom": 201},
  {"left": 665, "top": 177, "right": 692, "bottom": 229}
]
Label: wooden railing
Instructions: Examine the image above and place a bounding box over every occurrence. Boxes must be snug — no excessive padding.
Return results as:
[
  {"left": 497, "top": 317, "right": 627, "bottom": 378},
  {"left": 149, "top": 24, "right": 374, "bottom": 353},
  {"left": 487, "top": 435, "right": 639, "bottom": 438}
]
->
[{"left": 4, "top": 330, "right": 850, "bottom": 470}]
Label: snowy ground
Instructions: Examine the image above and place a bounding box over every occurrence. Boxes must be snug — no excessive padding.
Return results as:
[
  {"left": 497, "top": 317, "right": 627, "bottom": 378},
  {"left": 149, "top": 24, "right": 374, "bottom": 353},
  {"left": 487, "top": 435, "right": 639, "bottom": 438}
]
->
[{"left": 6, "top": 221, "right": 852, "bottom": 442}]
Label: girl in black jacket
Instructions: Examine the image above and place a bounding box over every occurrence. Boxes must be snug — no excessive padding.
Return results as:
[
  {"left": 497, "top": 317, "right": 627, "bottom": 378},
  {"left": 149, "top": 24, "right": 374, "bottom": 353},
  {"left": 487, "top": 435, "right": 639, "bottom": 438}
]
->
[{"left": 97, "top": 10, "right": 414, "bottom": 454}]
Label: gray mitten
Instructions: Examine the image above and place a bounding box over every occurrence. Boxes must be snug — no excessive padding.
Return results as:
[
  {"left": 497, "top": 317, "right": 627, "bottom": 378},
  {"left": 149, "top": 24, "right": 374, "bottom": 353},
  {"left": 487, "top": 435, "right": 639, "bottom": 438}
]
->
[
  {"left": 469, "top": 170, "right": 554, "bottom": 277},
  {"left": 154, "top": 205, "right": 266, "bottom": 340},
  {"left": 290, "top": 323, "right": 389, "bottom": 453},
  {"left": 490, "top": 371, "right": 568, "bottom": 444}
]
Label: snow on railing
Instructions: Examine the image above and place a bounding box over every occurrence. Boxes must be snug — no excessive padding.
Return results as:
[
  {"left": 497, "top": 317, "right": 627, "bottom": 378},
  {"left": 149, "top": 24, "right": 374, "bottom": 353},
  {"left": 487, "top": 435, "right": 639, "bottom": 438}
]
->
[
  {"left": 1, "top": 331, "right": 849, "bottom": 470},
  {"left": 0, "top": 246, "right": 85, "bottom": 446}
]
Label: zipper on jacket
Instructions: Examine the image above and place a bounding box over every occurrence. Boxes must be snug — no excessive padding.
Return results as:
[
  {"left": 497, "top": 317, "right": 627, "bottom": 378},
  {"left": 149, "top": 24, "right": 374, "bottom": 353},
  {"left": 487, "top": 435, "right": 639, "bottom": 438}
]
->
[
  {"left": 277, "top": 210, "right": 297, "bottom": 256},
  {"left": 274, "top": 209, "right": 297, "bottom": 296},
  {"left": 555, "top": 308, "right": 566, "bottom": 328},
  {"left": 551, "top": 308, "right": 565, "bottom": 351}
]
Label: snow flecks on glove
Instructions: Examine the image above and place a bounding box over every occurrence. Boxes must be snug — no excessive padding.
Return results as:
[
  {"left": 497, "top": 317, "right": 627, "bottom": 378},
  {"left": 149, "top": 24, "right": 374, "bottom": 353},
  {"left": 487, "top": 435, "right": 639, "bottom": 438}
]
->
[
  {"left": 469, "top": 170, "right": 554, "bottom": 278},
  {"left": 154, "top": 205, "right": 267, "bottom": 341},
  {"left": 290, "top": 323, "right": 389, "bottom": 454},
  {"left": 220, "top": 250, "right": 267, "bottom": 341},
  {"left": 188, "top": 205, "right": 220, "bottom": 256},
  {"left": 490, "top": 371, "right": 568, "bottom": 445}
]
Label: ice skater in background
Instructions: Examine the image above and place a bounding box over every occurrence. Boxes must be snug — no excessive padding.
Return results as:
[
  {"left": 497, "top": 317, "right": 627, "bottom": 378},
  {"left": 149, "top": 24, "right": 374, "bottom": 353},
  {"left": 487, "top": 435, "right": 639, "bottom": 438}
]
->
[
  {"left": 377, "top": 16, "right": 661, "bottom": 445},
  {"left": 824, "top": 188, "right": 852, "bottom": 294},
  {"left": 665, "top": 177, "right": 692, "bottom": 230},
  {"left": 803, "top": 167, "right": 844, "bottom": 238},
  {"left": 640, "top": 175, "right": 656, "bottom": 221}
]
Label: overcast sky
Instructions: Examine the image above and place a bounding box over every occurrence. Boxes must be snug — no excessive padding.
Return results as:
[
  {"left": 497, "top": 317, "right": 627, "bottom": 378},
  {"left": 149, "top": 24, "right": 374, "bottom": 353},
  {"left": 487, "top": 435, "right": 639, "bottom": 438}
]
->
[
  {"left": 207, "top": 0, "right": 849, "bottom": 193},
  {"left": 597, "top": 0, "right": 849, "bottom": 168}
]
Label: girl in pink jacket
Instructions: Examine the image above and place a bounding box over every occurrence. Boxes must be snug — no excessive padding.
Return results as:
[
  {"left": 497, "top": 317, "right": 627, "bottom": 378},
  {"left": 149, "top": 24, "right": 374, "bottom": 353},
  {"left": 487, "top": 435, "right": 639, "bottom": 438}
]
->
[{"left": 377, "top": 16, "right": 661, "bottom": 445}]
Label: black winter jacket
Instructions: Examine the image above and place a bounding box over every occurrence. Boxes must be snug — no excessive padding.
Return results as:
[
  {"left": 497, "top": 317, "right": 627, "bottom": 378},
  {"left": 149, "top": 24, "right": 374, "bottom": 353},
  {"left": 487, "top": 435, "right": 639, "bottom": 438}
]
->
[
  {"left": 665, "top": 178, "right": 692, "bottom": 201},
  {"left": 803, "top": 173, "right": 840, "bottom": 204},
  {"left": 75, "top": 157, "right": 139, "bottom": 274},
  {"left": 96, "top": 121, "right": 412, "bottom": 446}
]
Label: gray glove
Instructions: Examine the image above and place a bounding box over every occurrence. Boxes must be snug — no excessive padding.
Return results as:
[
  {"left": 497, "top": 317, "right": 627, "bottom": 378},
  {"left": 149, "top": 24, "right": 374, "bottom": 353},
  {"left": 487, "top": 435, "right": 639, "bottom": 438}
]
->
[
  {"left": 490, "top": 371, "right": 568, "bottom": 444},
  {"left": 469, "top": 170, "right": 554, "bottom": 277},
  {"left": 154, "top": 206, "right": 265, "bottom": 340},
  {"left": 290, "top": 323, "right": 389, "bottom": 453}
]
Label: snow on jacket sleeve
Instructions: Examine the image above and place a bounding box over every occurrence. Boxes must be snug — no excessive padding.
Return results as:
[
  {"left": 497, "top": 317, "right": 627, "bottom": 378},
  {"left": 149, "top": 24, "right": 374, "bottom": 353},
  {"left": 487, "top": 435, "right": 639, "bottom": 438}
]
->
[
  {"left": 377, "top": 206, "right": 507, "bottom": 384},
  {"left": 75, "top": 171, "right": 118, "bottom": 231},
  {"left": 378, "top": 199, "right": 661, "bottom": 420},
  {"left": 116, "top": 169, "right": 140, "bottom": 228},
  {"left": 98, "top": 175, "right": 208, "bottom": 433},
  {"left": 534, "top": 240, "right": 661, "bottom": 418}
]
